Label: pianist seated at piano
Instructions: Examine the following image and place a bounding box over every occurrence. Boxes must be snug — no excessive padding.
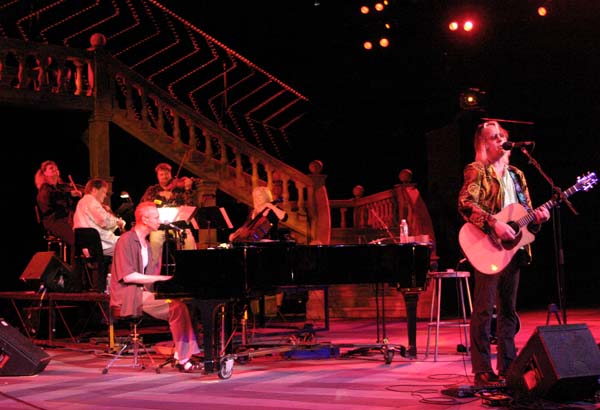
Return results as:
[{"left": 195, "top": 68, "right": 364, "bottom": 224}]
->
[
  {"left": 109, "top": 201, "right": 203, "bottom": 373},
  {"left": 228, "top": 186, "right": 289, "bottom": 243}
]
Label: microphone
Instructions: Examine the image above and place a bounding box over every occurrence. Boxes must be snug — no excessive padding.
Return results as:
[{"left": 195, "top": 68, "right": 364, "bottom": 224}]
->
[
  {"left": 502, "top": 141, "right": 535, "bottom": 150},
  {"left": 167, "top": 223, "right": 183, "bottom": 232}
]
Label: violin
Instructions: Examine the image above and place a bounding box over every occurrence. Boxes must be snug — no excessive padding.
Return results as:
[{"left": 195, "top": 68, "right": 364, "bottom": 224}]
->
[
  {"left": 67, "top": 175, "right": 84, "bottom": 196},
  {"left": 56, "top": 182, "right": 83, "bottom": 197},
  {"left": 164, "top": 176, "right": 201, "bottom": 191},
  {"left": 165, "top": 150, "right": 201, "bottom": 191}
]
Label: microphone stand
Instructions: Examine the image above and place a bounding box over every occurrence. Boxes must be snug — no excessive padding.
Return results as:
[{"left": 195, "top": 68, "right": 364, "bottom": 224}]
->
[
  {"left": 369, "top": 209, "right": 399, "bottom": 244},
  {"left": 517, "top": 147, "right": 578, "bottom": 324}
]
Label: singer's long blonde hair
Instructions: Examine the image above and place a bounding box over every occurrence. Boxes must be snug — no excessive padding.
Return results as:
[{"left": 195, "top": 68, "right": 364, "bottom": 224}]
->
[{"left": 474, "top": 121, "right": 509, "bottom": 164}]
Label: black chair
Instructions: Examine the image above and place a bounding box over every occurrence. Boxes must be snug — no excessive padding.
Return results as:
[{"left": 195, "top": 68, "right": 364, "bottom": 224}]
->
[
  {"left": 34, "top": 205, "right": 68, "bottom": 263},
  {"left": 74, "top": 227, "right": 112, "bottom": 292}
]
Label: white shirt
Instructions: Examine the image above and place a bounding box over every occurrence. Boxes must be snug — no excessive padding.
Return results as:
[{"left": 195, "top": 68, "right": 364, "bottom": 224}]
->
[{"left": 73, "top": 194, "right": 121, "bottom": 256}]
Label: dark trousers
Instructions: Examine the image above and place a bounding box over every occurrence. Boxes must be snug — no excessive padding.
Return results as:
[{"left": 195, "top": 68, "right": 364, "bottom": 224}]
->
[{"left": 470, "top": 256, "right": 520, "bottom": 375}]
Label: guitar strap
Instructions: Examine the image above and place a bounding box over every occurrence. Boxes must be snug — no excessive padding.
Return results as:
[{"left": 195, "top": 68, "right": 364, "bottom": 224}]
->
[
  {"left": 508, "top": 168, "right": 534, "bottom": 265},
  {"left": 508, "top": 169, "right": 531, "bottom": 211}
]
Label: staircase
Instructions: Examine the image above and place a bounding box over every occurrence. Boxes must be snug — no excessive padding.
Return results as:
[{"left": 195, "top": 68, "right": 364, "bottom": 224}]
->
[
  {"left": 1, "top": 1, "right": 439, "bottom": 319},
  {"left": 0, "top": 35, "right": 329, "bottom": 244}
]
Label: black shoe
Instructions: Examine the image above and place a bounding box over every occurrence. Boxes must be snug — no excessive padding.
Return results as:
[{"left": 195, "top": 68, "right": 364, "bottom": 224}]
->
[
  {"left": 177, "top": 359, "right": 204, "bottom": 373},
  {"left": 474, "top": 371, "right": 503, "bottom": 387}
]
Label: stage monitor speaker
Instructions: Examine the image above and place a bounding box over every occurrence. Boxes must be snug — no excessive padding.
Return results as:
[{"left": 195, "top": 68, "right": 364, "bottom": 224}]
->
[
  {"left": 506, "top": 323, "right": 600, "bottom": 402},
  {"left": 0, "top": 319, "right": 51, "bottom": 376},
  {"left": 20, "top": 251, "right": 78, "bottom": 292}
]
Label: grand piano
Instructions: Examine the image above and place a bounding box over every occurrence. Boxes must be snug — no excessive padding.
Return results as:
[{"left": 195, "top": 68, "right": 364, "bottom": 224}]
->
[{"left": 155, "top": 242, "right": 431, "bottom": 370}]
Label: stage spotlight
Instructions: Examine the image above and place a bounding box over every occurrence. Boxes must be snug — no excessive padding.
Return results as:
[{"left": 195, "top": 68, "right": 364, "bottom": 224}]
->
[
  {"left": 379, "top": 37, "right": 390, "bottom": 48},
  {"left": 459, "top": 88, "right": 486, "bottom": 111},
  {"left": 363, "top": 40, "right": 374, "bottom": 50}
]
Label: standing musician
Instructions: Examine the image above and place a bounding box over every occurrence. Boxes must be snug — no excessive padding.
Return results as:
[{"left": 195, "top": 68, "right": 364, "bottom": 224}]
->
[
  {"left": 140, "top": 163, "right": 197, "bottom": 271},
  {"left": 73, "top": 178, "right": 125, "bottom": 257},
  {"left": 457, "top": 121, "right": 550, "bottom": 387},
  {"left": 35, "top": 160, "right": 82, "bottom": 249},
  {"left": 229, "top": 186, "right": 288, "bottom": 243}
]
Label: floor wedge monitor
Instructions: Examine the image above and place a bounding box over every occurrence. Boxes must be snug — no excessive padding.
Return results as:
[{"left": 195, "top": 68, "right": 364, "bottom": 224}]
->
[
  {"left": 0, "top": 319, "right": 51, "bottom": 376},
  {"left": 506, "top": 323, "right": 600, "bottom": 402}
]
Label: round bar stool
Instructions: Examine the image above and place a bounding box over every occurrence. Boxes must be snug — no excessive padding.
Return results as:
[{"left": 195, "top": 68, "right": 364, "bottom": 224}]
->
[{"left": 424, "top": 270, "right": 473, "bottom": 361}]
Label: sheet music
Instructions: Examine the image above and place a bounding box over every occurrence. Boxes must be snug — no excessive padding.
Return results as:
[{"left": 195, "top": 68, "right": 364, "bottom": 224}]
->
[
  {"left": 157, "top": 206, "right": 197, "bottom": 224},
  {"left": 176, "top": 205, "right": 196, "bottom": 222},
  {"left": 157, "top": 207, "right": 178, "bottom": 224}
]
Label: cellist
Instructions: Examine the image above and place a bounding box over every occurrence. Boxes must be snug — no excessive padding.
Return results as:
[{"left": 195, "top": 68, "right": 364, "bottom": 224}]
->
[{"left": 229, "top": 186, "right": 288, "bottom": 243}]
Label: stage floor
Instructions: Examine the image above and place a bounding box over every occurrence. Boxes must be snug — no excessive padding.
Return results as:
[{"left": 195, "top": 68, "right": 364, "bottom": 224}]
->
[{"left": 0, "top": 307, "right": 598, "bottom": 410}]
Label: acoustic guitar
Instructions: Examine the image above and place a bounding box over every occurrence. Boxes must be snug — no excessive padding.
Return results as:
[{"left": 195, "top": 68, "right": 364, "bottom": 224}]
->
[{"left": 459, "top": 172, "right": 597, "bottom": 274}]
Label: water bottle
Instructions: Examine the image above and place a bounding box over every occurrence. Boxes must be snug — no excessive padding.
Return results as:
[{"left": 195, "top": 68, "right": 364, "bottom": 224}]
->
[
  {"left": 105, "top": 273, "right": 111, "bottom": 294},
  {"left": 400, "top": 219, "right": 409, "bottom": 243}
]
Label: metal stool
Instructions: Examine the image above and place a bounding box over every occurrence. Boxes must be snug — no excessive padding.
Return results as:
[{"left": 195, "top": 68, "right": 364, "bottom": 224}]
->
[
  {"left": 102, "top": 309, "right": 158, "bottom": 374},
  {"left": 425, "top": 270, "right": 473, "bottom": 361}
]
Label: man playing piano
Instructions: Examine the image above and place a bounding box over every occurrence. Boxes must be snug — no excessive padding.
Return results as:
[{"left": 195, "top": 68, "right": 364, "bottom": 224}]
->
[{"left": 109, "top": 201, "right": 203, "bottom": 372}]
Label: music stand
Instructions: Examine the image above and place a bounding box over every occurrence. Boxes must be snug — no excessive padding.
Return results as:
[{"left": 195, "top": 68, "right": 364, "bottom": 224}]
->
[
  {"left": 157, "top": 206, "right": 197, "bottom": 275},
  {"left": 194, "top": 207, "right": 233, "bottom": 248}
]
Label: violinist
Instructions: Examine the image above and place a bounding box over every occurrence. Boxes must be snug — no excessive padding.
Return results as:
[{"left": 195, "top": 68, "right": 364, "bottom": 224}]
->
[
  {"left": 229, "top": 186, "right": 288, "bottom": 243},
  {"left": 73, "top": 178, "right": 125, "bottom": 257},
  {"left": 35, "top": 160, "right": 82, "bottom": 250},
  {"left": 140, "top": 162, "right": 197, "bottom": 271}
]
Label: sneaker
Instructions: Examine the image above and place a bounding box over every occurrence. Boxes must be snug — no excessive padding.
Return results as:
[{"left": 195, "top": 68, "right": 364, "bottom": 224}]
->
[{"left": 177, "top": 359, "right": 204, "bottom": 373}]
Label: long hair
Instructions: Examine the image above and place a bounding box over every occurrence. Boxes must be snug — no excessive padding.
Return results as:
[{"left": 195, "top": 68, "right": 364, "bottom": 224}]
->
[
  {"left": 252, "top": 186, "right": 273, "bottom": 210},
  {"left": 473, "top": 121, "right": 508, "bottom": 164},
  {"left": 34, "top": 160, "right": 60, "bottom": 190}
]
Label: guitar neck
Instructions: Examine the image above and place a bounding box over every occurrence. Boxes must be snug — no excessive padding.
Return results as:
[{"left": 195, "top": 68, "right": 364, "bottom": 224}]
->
[{"left": 516, "top": 183, "right": 583, "bottom": 228}]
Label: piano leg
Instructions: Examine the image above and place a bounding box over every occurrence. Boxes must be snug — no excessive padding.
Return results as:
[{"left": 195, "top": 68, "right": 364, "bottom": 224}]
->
[
  {"left": 194, "top": 299, "right": 234, "bottom": 373},
  {"left": 402, "top": 292, "right": 419, "bottom": 358}
]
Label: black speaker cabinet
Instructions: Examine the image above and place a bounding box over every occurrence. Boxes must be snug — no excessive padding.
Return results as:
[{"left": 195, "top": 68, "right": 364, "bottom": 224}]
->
[
  {"left": 0, "top": 319, "right": 51, "bottom": 376},
  {"left": 20, "top": 251, "right": 78, "bottom": 292},
  {"left": 506, "top": 323, "right": 600, "bottom": 402}
]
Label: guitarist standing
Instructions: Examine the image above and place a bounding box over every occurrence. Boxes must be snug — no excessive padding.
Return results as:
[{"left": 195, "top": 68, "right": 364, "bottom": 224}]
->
[{"left": 457, "top": 121, "right": 550, "bottom": 387}]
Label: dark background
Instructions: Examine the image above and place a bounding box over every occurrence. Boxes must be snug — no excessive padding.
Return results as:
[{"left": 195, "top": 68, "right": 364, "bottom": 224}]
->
[{"left": 3, "top": 1, "right": 599, "bottom": 311}]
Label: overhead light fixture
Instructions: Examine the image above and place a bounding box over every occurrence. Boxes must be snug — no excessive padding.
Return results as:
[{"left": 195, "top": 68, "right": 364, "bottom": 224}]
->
[{"left": 459, "top": 88, "right": 486, "bottom": 111}]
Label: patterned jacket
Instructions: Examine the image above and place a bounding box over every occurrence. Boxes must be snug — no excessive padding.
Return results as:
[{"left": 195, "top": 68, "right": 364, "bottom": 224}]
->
[{"left": 458, "top": 161, "right": 541, "bottom": 262}]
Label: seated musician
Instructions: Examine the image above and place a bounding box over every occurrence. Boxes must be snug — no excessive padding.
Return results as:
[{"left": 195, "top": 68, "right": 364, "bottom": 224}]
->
[
  {"left": 228, "top": 186, "right": 288, "bottom": 242},
  {"left": 140, "top": 163, "right": 197, "bottom": 270},
  {"left": 35, "top": 160, "right": 82, "bottom": 250},
  {"left": 109, "top": 201, "right": 203, "bottom": 372},
  {"left": 73, "top": 178, "right": 125, "bottom": 256}
]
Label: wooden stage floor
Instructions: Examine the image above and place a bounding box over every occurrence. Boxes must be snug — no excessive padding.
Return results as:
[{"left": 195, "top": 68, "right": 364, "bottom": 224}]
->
[{"left": 0, "top": 306, "right": 598, "bottom": 410}]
